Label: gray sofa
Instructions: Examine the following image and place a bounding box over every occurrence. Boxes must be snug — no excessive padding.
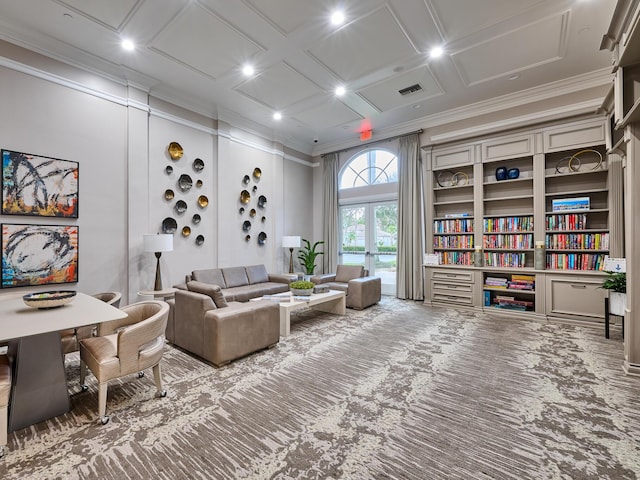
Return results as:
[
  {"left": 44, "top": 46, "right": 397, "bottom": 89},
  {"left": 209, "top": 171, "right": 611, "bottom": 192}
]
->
[
  {"left": 186, "top": 264, "right": 291, "bottom": 302},
  {"left": 170, "top": 282, "right": 280, "bottom": 367},
  {"left": 311, "top": 265, "right": 381, "bottom": 310}
]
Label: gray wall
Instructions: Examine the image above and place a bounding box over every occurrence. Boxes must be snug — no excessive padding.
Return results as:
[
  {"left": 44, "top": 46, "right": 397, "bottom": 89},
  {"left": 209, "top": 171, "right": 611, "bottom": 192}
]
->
[{"left": 0, "top": 48, "right": 315, "bottom": 304}]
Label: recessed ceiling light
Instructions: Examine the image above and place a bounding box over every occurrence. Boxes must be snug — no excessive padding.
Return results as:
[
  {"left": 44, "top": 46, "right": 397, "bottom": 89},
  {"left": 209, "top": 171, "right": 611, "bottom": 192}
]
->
[
  {"left": 429, "top": 46, "right": 444, "bottom": 59},
  {"left": 121, "top": 39, "right": 135, "bottom": 51},
  {"left": 335, "top": 86, "right": 346, "bottom": 97},
  {"left": 242, "top": 64, "right": 254, "bottom": 76},
  {"left": 273, "top": 112, "right": 282, "bottom": 121},
  {"left": 331, "top": 10, "right": 345, "bottom": 25},
  {"left": 413, "top": 104, "right": 422, "bottom": 109},
  {"left": 508, "top": 73, "right": 520, "bottom": 80}
]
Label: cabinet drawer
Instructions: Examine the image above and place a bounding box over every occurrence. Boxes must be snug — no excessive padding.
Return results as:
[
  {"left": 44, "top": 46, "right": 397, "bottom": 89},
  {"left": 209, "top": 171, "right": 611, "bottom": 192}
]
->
[
  {"left": 546, "top": 276, "right": 605, "bottom": 319},
  {"left": 433, "top": 292, "right": 474, "bottom": 305},
  {"left": 431, "top": 270, "right": 474, "bottom": 283},
  {"left": 432, "top": 281, "right": 473, "bottom": 293}
]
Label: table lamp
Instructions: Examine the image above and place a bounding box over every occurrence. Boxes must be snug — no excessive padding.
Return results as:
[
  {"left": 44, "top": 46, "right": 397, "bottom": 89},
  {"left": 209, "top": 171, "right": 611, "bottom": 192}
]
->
[
  {"left": 143, "top": 233, "right": 173, "bottom": 291},
  {"left": 282, "top": 236, "right": 301, "bottom": 274}
]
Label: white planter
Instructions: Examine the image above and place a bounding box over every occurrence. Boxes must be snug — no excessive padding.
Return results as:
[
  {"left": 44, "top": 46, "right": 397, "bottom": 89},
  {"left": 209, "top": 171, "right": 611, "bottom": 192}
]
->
[{"left": 609, "top": 291, "right": 626, "bottom": 316}]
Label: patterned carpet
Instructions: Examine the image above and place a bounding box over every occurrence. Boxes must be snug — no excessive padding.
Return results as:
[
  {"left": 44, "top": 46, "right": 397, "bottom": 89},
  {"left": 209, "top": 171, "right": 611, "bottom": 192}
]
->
[{"left": 2, "top": 297, "right": 639, "bottom": 479}]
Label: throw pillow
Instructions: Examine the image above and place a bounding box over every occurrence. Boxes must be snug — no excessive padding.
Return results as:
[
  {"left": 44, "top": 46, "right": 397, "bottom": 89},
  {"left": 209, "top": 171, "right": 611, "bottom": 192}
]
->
[
  {"left": 186, "top": 281, "right": 228, "bottom": 308},
  {"left": 246, "top": 264, "right": 269, "bottom": 284}
]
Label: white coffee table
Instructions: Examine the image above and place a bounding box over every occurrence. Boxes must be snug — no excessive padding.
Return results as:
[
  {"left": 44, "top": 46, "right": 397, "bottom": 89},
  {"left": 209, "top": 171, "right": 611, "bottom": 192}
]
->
[{"left": 256, "top": 290, "right": 346, "bottom": 336}]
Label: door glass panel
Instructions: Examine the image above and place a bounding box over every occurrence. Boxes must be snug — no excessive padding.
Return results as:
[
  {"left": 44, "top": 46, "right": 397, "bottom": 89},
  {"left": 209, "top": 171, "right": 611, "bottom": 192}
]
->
[
  {"left": 340, "top": 206, "right": 366, "bottom": 266},
  {"left": 373, "top": 203, "right": 397, "bottom": 294}
]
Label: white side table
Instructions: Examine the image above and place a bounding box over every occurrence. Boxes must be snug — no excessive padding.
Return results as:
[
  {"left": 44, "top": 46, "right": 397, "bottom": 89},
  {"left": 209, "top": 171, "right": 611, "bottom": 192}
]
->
[{"left": 138, "top": 288, "right": 177, "bottom": 301}]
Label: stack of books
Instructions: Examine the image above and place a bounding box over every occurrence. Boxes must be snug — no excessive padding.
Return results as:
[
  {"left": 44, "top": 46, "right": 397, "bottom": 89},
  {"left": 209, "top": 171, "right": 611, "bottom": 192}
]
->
[
  {"left": 484, "top": 276, "right": 508, "bottom": 288},
  {"left": 493, "top": 295, "right": 534, "bottom": 311},
  {"left": 507, "top": 274, "right": 535, "bottom": 291}
]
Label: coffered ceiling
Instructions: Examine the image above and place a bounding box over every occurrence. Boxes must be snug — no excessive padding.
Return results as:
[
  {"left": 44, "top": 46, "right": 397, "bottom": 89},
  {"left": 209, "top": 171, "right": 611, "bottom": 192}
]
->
[{"left": 0, "top": 0, "right": 617, "bottom": 154}]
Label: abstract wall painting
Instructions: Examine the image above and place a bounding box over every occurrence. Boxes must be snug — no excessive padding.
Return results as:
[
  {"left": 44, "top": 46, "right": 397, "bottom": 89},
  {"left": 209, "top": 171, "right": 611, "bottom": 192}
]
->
[
  {"left": 1, "top": 224, "right": 79, "bottom": 288},
  {"left": 2, "top": 149, "right": 79, "bottom": 217}
]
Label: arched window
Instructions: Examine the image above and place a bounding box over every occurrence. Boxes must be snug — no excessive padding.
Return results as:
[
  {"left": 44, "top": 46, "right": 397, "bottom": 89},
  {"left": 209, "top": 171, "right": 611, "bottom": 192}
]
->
[{"left": 339, "top": 149, "right": 397, "bottom": 190}]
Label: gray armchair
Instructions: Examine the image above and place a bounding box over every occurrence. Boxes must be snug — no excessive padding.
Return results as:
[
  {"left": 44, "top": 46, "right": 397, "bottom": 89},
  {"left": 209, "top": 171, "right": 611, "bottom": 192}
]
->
[{"left": 311, "top": 265, "right": 381, "bottom": 310}]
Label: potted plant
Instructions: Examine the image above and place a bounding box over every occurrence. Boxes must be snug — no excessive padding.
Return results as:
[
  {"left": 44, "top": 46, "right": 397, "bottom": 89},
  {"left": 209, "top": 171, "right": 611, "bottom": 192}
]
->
[
  {"left": 602, "top": 271, "right": 626, "bottom": 315},
  {"left": 289, "top": 280, "right": 315, "bottom": 296},
  {"left": 297, "top": 239, "right": 324, "bottom": 276}
]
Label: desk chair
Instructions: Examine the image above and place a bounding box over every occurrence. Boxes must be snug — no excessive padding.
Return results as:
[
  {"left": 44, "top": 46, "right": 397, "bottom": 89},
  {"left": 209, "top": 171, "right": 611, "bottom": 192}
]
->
[{"left": 79, "top": 300, "right": 169, "bottom": 424}]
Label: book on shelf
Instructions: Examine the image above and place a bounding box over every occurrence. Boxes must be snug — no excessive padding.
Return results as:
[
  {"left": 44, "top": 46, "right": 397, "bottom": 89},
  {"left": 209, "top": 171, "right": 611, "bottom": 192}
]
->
[
  {"left": 552, "top": 197, "right": 590, "bottom": 212},
  {"left": 444, "top": 213, "right": 471, "bottom": 218}
]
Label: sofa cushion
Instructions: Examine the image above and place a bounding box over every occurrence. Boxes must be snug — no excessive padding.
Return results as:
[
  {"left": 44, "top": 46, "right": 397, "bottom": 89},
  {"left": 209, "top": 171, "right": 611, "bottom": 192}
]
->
[
  {"left": 245, "top": 264, "right": 269, "bottom": 284},
  {"left": 335, "top": 265, "right": 364, "bottom": 283},
  {"left": 187, "top": 281, "right": 228, "bottom": 308},
  {"left": 222, "top": 267, "right": 249, "bottom": 288},
  {"left": 192, "top": 269, "right": 226, "bottom": 289}
]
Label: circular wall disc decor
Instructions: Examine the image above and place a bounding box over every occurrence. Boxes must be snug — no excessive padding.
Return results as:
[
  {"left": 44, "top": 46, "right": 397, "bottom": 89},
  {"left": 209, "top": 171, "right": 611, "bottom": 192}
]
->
[
  {"left": 182, "top": 226, "right": 191, "bottom": 237},
  {"left": 242, "top": 220, "right": 252, "bottom": 232},
  {"left": 261, "top": 216, "right": 266, "bottom": 223},
  {"left": 252, "top": 185, "right": 258, "bottom": 193},
  {"left": 258, "top": 195, "right": 267, "bottom": 208},
  {"left": 178, "top": 174, "right": 193, "bottom": 192},
  {"left": 249, "top": 208, "right": 256, "bottom": 217},
  {"left": 196, "top": 234, "right": 205, "bottom": 246},
  {"left": 162, "top": 217, "right": 177, "bottom": 234},
  {"left": 192, "top": 213, "right": 201, "bottom": 224},
  {"left": 198, "top": 195, "right": 209, "bottom": 208},
  {"left": 165, "top": 165, "right": 173, "bottom": 175},
  {"left": 175, "top": 200, "right": 187, "bottom": 214},
  {"left": 193, "top": 158, "right": 204, "bottom": 171},
  {"left": 240, "top": 190, "right": 250, "bottom": 204},
  {"left": 253, "top": 167, "right": 262, "bottom": 179},
  {"left": 168, "top": 142, "right": 183, "bottom": 160},
  {"left": 258, "top": 232, "right": 267, "bottom": 245},
  {"left": 239, "top": 207, "right": 245, "bottom": 214},
  {"left": 245, "top": 234, "right": 251, "bottom": 242},
  {"left": 196, "top": 179, "right": 203, "bottom": 188},
  {"left": 242, "top": 175, "right": 250, "bottom": 185},
  {"left": 164, "top": 189, "right": 175, "bottom": 200}
]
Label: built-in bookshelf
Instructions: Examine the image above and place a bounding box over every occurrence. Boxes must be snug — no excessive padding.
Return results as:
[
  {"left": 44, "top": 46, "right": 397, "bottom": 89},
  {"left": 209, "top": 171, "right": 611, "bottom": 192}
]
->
[
  {"left": 432, "top": 164, "right": 474, "bottom": 265},
  {"left": 482, "top": 272, "right": 536, "bottom": 312},
  {"left": 544, "top": 146, "right": 609, "bottom": 271}
]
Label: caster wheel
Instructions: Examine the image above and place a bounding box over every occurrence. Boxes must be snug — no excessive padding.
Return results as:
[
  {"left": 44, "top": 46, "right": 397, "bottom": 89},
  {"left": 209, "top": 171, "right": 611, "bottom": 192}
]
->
[
  {"left": 81, "top": 384, "right": 89, "bottom": 392},
  {"left": 100, "top": 416, "right": 110, "bottom": 425},
  {"left": 158, "top": 389, "right": 167, "bottom": 398},
  {"left": 138, "top": 371, "right": 145, "bottom": 378}
]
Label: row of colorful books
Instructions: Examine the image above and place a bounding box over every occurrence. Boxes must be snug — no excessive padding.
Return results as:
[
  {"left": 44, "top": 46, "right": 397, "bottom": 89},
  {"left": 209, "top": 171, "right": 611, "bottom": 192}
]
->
[
  {"left": 433, "top": 235, "right": 474, "bottom": 249},
  {"left": 434, "top": 219, "right": 474, "bottom": 233},
  {"left": 437, "top": 251, "right": 472, "bottom": 265},
  {"left": 545, "top": 213, "right": 588, "bottom": 231},
  {"left": 483, "top": 216, "right": 533, "bottom": 233},
  {"left": 545, "top": 233, "right": 609, "bottom": 250},
  {"left": 483, "top": 252, "right": 528, "bottom": 267},
  {"left": 483, "top": 234, "right": 533, "bottom": 249},
  {"left": 546, "top": 253, "right": 607, "bottom": 270}
]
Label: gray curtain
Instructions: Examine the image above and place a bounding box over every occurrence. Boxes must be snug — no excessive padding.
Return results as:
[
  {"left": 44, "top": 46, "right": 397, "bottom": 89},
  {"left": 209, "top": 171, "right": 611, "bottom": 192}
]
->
[
  {"left": 397, "top": 134, "right": 424, "bottom": 300},
  {"left": 322, "top": 152, "right": 339, "bottom": 274}
]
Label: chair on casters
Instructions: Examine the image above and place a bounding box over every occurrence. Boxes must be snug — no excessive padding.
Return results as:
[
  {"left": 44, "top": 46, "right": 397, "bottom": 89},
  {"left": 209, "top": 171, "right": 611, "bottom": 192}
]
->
[
  {"left": 79, "top": 300, "right": 169, "bottom": 425},
  {"left": 60, "top": 292, "right": 122, "bottom": 355}
]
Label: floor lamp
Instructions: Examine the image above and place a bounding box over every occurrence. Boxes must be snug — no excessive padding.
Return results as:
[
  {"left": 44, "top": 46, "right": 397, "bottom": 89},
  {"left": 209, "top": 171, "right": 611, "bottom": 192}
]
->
[
  {"left": 143, "top": 234, "right": 174, "bottom": 291},
  {"left": 282, "top": 236, "right": 301, "bottom": 274}
]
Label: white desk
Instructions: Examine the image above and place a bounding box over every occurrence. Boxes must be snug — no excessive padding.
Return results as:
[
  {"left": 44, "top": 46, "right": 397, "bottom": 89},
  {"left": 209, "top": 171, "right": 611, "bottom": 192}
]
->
[{"left": 0, "top": 292, "right": 126, "bottom": 431}]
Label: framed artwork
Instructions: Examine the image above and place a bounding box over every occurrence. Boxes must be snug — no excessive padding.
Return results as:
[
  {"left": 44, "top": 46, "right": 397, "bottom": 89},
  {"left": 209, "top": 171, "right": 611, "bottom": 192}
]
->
[
  {"left": 1, "top": 223, "right": 79, "bottom": 288},
  {"left": 2, "top": 149, "right": 79, "bottom": 217}
]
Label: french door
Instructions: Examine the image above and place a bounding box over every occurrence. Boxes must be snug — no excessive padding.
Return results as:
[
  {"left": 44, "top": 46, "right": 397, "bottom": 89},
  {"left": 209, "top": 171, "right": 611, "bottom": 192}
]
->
[{"left": 339, "top": 201, "right": 397, "bottom": 295}]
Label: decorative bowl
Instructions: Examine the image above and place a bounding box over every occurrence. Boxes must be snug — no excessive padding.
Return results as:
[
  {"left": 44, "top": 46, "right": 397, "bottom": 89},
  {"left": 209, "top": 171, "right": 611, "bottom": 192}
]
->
[
  {"left": 168, "top": 142, "right": 183, "bottom": 160},
  {"left": 23, "top": 290, "right": 76, "bottom": 309},
  {"left": 162, "top": 217, "right": 178, "bottom": 234},
  {"left": 240, "top": 190, "right": 251, "bottom": 204},
  {"left": 195, "top": 234, "right": 205, "bottom": 246},
  {"left": 193, "top": 158, "right": 204, "bottom": 171},
  {"left": 495, "top": 166, "right": 507, "bottom": 181},
  {"left": 291, "top": 288, "right": 313, "bottom": 296}
]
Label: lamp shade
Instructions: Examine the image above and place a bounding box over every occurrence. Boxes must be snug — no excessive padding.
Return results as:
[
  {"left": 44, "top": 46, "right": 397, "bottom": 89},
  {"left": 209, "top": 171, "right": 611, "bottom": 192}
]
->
[
  {"left": 282, "top": 236, "right": 301, "bottom": 248},
  {"left": 143, "top": 233, "right": 173, "bottom": 253}
]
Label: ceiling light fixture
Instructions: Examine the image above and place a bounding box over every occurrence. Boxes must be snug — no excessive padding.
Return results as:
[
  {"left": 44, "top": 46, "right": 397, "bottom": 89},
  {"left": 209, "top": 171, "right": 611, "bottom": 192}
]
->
[
  {"left": 273, "top": 112, "right": 282, "bottom": 121},
  {"left": 242, "top": 64, "right": 254, "bottom": 76},
  {"left": 121, "top": 39, "right": 135, "bottom": 51},
  {"left": 508, "top": 73, "right": 520, "bottom": 80},
  {"left": 335, "top": 86, "right": 346, "bottom": 97},
  {"left": 429, "top": 46, "right": 444, "bottom": 59},
  {"left": 331, "top": 10, "right": 345, "bottom": 25}
]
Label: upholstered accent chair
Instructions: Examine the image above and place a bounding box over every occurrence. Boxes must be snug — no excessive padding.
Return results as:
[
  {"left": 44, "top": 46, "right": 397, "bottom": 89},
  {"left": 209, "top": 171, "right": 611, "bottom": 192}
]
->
[
  {"left": 60, "top": 291, "right": 122, "bottom": 356},
  {"left": 0, "top": 352, "right": 12, "bottom": 458},
  {"left": 79, "top": 300, "right": 169, "bottom": 425},
  {"left": 311, "top": 265, "right": 382, "bottom": 310}
]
